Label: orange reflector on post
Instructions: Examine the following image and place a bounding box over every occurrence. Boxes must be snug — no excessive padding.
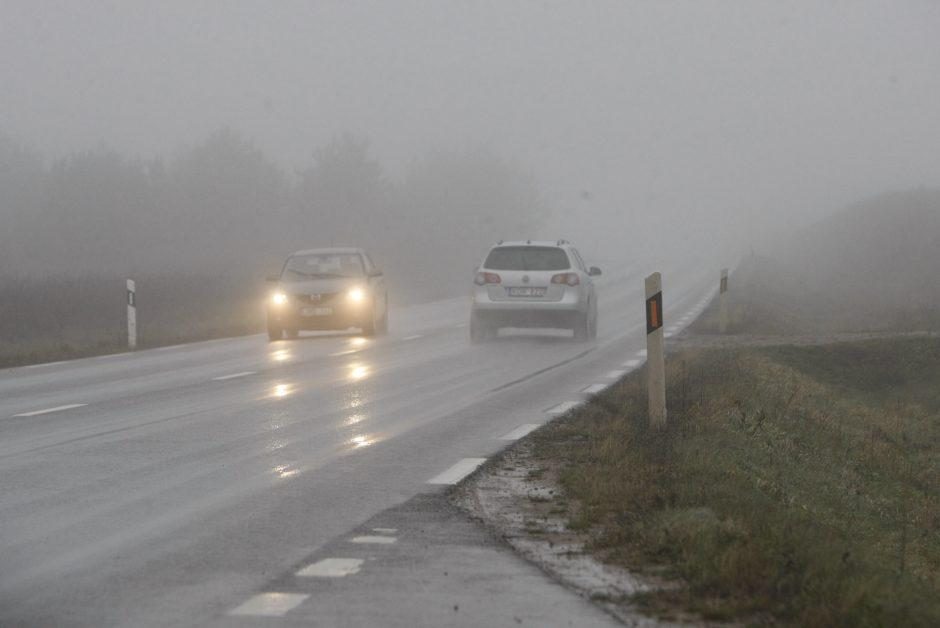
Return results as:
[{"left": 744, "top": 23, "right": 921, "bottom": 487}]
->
[{"left": 646, "top": 291, "right": 663, "bottom": 335}]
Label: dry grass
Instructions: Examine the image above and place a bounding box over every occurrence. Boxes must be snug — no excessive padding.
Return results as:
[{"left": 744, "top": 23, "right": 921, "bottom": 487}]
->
[
  {"left": 533, "top": 338, "right": 940, "bottom": 626},
  {"left": 0, "top": 273, "right": 263, "bottom": 367}
]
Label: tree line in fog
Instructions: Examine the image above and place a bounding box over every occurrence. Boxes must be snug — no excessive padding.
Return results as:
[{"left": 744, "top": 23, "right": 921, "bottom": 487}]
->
[{"left": 0, "top": 129, "right": 549, "bottom": 299}]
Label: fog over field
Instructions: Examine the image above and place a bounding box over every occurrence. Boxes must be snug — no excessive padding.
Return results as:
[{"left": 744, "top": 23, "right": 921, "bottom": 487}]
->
[{"left": 2, "top": 1, "right": 939, "bottom": 280}]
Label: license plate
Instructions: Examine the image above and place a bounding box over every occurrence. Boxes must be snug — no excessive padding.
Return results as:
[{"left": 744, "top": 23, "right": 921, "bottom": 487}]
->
[
  {"left": 507, "top": 287, "right": 546, "bottom": 297},
  {"left": 302, "top": 307, "right": 333, "bottom": 316}
]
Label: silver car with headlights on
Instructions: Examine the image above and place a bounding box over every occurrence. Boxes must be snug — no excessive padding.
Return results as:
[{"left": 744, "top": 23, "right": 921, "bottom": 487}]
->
[
  {"left": 266, "top": 247, "right": 388, "bottom": 340},
  {"left": 470, "top": 240, "right": 601, "bottom": 343}
]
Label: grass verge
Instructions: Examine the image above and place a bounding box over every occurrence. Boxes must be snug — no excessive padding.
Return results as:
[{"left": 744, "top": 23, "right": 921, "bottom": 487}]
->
[{"left": 532, "top": 337, "right": 939, "bottom": 626}]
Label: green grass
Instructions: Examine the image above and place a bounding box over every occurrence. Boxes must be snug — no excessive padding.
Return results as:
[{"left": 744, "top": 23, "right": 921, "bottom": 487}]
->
[{"left": 533, "top": 338, "right": 940, "bottom": 626}]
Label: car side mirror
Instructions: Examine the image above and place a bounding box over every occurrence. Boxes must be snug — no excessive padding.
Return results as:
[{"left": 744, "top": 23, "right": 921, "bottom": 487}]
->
[
  {"left": 265, "top": 275, "right": 280, "bottom": 283},
  {"left": 589, "top": 267, "right": 602, "bottom": 276}
]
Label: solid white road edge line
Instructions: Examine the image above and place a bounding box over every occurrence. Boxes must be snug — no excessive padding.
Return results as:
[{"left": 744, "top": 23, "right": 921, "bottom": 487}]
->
[
  {"left": 426, "top": 458, "right": 487, "bottom": 485},
  {"left": 498, "top": 424, "right": 541, "bottom": 440},
  {"left": 581, "top": 383, "right": 607, "bottom": 395},
  {"left": 622, "top": 359, "right": 641, "bottom": 368},
  {"left": 228, "top": 593, "right": 308, "bottom": 617},
  {"left": 605, "top": 370, "right": 627, "bottom": 379},
  {"left": 296, "top": 558, "right": 364, "bottom": 577},
  {"left": 545, "top": 400, "right": 581, "bottom": 416},
  {"left": 211, "top": 371, "right": 256, "bottom": 381},
  {"left": 13, "top": 403, "right": 88, "bottom": 417}
]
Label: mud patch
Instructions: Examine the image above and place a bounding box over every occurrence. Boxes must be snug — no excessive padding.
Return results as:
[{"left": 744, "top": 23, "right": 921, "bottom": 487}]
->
[{"left": 454, "top": 440, "right": 687, "bottom": 626}]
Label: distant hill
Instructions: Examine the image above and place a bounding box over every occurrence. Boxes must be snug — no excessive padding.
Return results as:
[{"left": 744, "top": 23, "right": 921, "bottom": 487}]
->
[{"left": 713, "top": 188, "right": 940, "bottom": 334}]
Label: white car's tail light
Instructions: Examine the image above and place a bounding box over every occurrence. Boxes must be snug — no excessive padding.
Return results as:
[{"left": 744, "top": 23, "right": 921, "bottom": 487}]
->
[
  {"left": 551, "top": 273, "right": 580, "bottom": 286},
  {"left": 474, "top": 272, "right": 502, "bottom": 286}
]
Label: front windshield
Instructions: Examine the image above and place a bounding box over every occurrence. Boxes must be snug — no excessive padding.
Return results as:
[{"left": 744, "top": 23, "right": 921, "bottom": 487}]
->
[{"left": 282, "top": 253, "right": 365, "bottom": 280}]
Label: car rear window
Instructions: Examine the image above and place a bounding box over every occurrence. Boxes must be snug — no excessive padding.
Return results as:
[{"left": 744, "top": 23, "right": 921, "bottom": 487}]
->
[{"left": 483, "top": 246, "right": 570, "bottom": 271}]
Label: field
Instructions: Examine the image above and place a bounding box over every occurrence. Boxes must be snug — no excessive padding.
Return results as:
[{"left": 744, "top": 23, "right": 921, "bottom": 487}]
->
[
  {"left": 0, "top": 274, "right": 263, "bottom": 368},
  {"left": 530, "top": 337, "right": 939, "bottom": 625}
]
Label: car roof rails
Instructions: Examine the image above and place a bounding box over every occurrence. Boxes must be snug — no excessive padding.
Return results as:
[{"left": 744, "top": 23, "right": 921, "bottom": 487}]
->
[
  {"left": 496, "top": 239, "right": 503, "bottom": 245},
  {"left": 556, "top": 239, "right": 569, "bottom": 246}
]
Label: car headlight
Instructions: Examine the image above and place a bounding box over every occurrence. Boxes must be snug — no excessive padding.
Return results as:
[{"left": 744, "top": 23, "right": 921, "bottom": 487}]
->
[
  {"left": 271, "top": 291, "right": 288, "bottom": 306},
  {"left": 347, "top": 287, "right": 366, "bottom": 303}
]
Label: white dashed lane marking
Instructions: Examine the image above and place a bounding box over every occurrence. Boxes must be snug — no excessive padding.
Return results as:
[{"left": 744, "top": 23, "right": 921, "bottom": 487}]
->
[
  {"left": 545, "top": 401, "right": 581, "bottom": 416},
  {"left": 211, "top": 371, "right": 256, "bottom": 381},
  {"left": 581, "top": 383, "right": 607, "bottom": 395},
  {"left": 296, "top": 558, "right": 363, "bottom": 577},
  {"left": 426, "top": 458, "right": 487, "bottom": 485},
  {"left": 372, "top": 527, "right": 397, "bottom": 534},
  {"left": 499, "top": 424, "right": 541, "bottom": 440},
  {"left": 228, "top": 593, "right": 308, "bottom": 617},
  {"left": 350, "top": 535, "right": 397, "bottom": 544},
  {"left": 403, "top": 335, "right": 423, "bottom": 341},
  {"left": 13, "top": 403, "right": 87, "bottom": 417}
]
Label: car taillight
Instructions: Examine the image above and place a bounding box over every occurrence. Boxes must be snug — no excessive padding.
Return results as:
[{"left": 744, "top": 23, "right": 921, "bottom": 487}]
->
[
  {"left": 474, "top": 272, "right": 502, "bottom": 286},
  {"left": 551, "top": 273, "right": 580, "bottom": 286}
]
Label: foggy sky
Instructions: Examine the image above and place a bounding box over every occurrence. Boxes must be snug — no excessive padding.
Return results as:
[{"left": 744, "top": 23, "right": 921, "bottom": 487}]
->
[{"left": 3, "top": 1, "right": 939, "bottom": 258}]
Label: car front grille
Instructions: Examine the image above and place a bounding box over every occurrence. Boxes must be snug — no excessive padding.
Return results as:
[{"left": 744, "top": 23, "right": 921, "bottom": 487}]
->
[{"left": 294, "top": 292, "right": 341, "bottom": 305}]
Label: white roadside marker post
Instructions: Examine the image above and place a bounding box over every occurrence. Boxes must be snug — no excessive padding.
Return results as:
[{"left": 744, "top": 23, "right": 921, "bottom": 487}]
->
[
  {"left": 645, "top": 272, "right": 666, "bottom": 428},
  {"left": 719, "top": 268, "right": 729, "bottom": 334},
  {"left": 126, "top": 279, "right": 137, "bottom": 349}
]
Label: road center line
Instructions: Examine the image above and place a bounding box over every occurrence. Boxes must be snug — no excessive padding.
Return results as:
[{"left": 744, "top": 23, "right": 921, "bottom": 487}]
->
[
  {"left": 13, "top": 403, "right": 87, "bottom": 417},
  {"left": 499, "top": 424, "right": 541, "bottom": 440},
  {"left": 426, "top": 458, "right": 487, "bottom": 485},
  {"left": 211, "top": 371, "right": 256, "bottom": 381},
  {"left": 350, "top": 535, "right": 397, "bottom": 544},
  {"left": 296, "top": 558, "right": 363, "bottom": 577},
  {"left": 228, "top": 593, "right": 308, "bottom": 617}
]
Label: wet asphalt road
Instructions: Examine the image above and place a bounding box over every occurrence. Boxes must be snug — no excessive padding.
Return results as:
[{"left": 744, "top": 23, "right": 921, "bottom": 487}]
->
[{"left": 0, "top": 261, "right": 713, "bottom": 626}]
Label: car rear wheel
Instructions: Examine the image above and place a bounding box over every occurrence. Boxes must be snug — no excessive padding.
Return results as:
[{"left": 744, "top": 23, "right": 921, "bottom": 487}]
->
[
  {"left": 469, "top": 312, "right": 494, "bottom": 344},
  {"left": 574, "top": 300, "right": 597, "bottom": 341}
]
